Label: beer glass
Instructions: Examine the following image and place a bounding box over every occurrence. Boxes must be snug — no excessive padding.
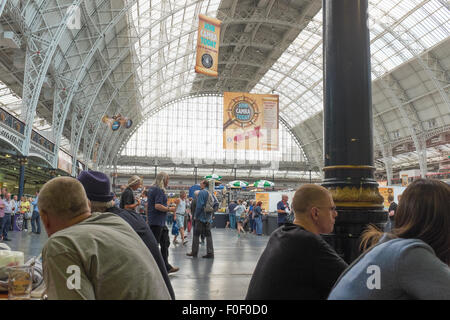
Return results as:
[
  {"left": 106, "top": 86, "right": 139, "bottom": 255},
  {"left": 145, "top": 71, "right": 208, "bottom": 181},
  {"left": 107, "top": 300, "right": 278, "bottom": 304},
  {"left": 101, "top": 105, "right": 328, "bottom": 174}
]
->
[{"left": 8, "top": 265, "right": 34, "bottom": 300}]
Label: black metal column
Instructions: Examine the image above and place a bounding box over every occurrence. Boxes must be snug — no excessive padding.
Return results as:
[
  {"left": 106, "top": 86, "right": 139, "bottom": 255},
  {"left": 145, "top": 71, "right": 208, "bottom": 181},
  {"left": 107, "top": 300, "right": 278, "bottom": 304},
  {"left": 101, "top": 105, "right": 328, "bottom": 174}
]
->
[
  {"left": 194, "top": 167, "right": 198, "bottom": 184},
  {"left": 322, "top": 0, "right": 387, "bottom": 263},
  {"left": 18, "top": 157, "right": 27, "bottom": 200}
]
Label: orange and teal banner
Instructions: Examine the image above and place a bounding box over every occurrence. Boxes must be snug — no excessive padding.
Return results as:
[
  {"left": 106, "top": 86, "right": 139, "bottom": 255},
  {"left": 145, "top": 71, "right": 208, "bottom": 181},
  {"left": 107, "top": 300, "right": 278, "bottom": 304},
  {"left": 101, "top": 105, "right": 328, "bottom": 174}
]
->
[
  {"left": 223, "top": 92, "right": 279, "bottom": 151},
  {"left": 195, "top": 14, "right": 221, "bottom": 77}
]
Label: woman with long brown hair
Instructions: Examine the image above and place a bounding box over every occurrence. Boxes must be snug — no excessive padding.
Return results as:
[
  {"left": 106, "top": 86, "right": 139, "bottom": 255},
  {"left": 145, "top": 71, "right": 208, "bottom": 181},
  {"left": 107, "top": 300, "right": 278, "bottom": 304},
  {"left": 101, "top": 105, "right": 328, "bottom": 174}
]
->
[{"left": 328, "top": 179, "right": 450, "bottom": 299}]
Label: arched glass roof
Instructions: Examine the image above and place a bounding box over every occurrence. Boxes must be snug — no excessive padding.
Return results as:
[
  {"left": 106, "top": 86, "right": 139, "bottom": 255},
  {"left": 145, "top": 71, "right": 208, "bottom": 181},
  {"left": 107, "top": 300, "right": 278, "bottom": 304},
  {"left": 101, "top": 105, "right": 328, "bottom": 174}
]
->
[
  {"left": 0, "top": 0, "right": 448, "bottom": 175},
  {"left": 253, "top": 0, "right": 449, "bottom": 125},
  {"left": 121, "top": 94, "right": 306, "bottom": 164},
  {"left": 118, "top": 0, "right": 448, "bottom": 171},
  {"left": 130, "top": 0, "right": 222, "bottom": 115}
]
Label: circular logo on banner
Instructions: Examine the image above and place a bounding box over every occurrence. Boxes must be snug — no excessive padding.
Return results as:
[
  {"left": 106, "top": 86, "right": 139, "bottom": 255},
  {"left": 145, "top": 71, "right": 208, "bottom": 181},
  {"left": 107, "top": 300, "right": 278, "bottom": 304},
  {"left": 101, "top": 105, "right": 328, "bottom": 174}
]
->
[
  {"left": 111, "top": 121, "right": 120, "bottom": 131},
  {"left": 233, "top": 102, "right": 253, "bottom": 122},
  {"left": 201, "top": 53, "right": 213, "bottom": 69},
  {"left": 226, "top": 95, "right": 260, "bottom": 129}
]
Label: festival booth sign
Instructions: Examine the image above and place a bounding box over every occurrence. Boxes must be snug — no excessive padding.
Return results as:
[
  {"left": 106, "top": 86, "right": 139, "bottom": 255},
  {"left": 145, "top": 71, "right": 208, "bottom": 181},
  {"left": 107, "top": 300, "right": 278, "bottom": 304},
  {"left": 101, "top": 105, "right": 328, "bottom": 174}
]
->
[
  {"left": 401, "top": 174, "right": 409, "bottom": 186},
  {"left": 255, "top": 192, "right": 270, "bottom": 212},
  {"left": 378, "top": 186, "right": 406, "bottom": 210},
  {"left": 223, "top": 92, "right": 279, "bottom": 151},
  {"left": 195, "top": 14, "right": 221, "bottom": 77}
]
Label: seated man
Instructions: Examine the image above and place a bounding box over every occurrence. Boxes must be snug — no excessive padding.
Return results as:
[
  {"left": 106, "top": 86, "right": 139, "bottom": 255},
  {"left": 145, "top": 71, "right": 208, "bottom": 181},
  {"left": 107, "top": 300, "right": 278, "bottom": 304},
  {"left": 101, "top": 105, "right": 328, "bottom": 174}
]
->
[
  {"left": 246, "top": 184, "right": 348, "bottom": 300},
  {"left": 39, "top": 176, "right": 171, "bottom": 300},
  {"left": 77, "top": 170, "right": 175, "bottom": 300}
]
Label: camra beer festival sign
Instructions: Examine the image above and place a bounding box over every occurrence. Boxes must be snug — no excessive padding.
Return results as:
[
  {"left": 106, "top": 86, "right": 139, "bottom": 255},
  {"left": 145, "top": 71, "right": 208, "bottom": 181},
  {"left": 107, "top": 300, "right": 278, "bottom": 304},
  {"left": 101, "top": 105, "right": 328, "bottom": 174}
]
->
[
  {"left": 195, "top": 14, "right": 221, "bottom": 77},
  {"left": 223, "top": 92, "right": 279, "bottom": 151}
]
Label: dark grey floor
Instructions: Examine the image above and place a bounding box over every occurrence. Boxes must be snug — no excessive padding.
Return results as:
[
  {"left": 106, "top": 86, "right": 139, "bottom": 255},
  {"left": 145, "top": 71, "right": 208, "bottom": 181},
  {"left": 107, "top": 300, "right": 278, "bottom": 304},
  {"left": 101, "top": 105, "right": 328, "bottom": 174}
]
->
[
  {"left": 2, "top": 227, "right": 269, "bottom": 300},
  {"left": 1, "top": 230, "right": 47, "bottom": 262}
]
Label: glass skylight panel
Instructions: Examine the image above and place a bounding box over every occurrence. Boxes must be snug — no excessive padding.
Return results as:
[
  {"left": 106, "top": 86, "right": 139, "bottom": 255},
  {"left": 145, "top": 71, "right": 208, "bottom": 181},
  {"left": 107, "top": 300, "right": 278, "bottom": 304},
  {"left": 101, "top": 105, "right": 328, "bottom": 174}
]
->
[{"left": 256, "top": 0, "right": 448, "bottom": 128}]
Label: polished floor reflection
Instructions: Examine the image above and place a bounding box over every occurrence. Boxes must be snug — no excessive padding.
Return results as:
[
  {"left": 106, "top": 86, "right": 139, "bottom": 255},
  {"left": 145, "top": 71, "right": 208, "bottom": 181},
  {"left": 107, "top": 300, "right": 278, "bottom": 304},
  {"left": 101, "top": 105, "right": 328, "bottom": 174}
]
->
[{"left": 3, "top": 227, "right": 269, "bottom": 300}]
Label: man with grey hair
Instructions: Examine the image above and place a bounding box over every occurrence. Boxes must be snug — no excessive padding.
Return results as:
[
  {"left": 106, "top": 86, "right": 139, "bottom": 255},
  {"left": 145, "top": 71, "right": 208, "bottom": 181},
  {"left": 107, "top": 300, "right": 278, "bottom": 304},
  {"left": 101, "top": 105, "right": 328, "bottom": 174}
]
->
[
  {"left": 39, "top": 176, "right": 171, "bottom": 300},
  {"left": 276, "top": 194, "right": 291, "bottom": 227},
  {"left": 120, "top": 175, "right": 141, "bottom": 211},
  {"left": 1, "top": 193, "right": 13, "bottom": 241},
  {"left": 147, "top": 172, "right": 179, "bottom": 273}
]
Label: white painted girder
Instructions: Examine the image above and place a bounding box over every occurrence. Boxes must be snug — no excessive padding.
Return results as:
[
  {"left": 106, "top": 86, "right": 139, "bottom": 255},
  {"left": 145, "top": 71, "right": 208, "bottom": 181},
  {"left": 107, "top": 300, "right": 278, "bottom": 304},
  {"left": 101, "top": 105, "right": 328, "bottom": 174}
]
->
[
  {"left": 52, "top": 0, "right": 135, "bottom": 168},
  {"left": 0, "top": 0, "right": 6, "bottom": 18},
  {"left": 20, "top": 0, "right": 82, "bottom": 159}
]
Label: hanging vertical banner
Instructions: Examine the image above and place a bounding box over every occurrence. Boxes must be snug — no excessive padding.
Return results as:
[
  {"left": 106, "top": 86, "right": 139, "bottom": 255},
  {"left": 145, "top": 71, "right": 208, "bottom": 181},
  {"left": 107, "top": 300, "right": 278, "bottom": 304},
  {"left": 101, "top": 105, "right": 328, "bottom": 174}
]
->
[
  {"left": 223, "top": 92, "right": 279, "bottom": 151},
  {"left": 195, "top": 14, "right": 221, "bottom": 77},
  {"left": 401, "top": 174, "right": 409, "bottom": 186}
]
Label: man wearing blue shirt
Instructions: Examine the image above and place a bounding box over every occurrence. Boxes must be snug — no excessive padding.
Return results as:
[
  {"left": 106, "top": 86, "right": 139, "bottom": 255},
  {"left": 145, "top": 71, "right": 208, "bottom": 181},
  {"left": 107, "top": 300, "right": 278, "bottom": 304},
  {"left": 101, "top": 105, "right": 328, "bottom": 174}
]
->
[
  {"left": 147, "top": 172, "right": 179, "bottom": 274},
  {"left": 31, "top": 191, "right": 41, "bottom": 234},
  {"left": 277, "top": 195, "right": 290, "bottom": 227},
  {"left": 1, "top": 193, "right": 13, "bottom": 241},
  {"left": 227, "top": 201, "right": 237, "bottom": 229},
  {"left": 187, "top": 180, "right": 217, "bottom": 259}
]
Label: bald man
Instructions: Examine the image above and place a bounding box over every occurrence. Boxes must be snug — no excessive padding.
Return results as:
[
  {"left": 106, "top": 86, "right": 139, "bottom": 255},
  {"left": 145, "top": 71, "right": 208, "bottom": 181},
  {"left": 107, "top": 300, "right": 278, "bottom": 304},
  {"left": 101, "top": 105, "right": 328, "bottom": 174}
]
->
[
  {"left": 246, "top": 184, "right": 348, "bottom": 300},
  {"left": 39, "top": 177, "right": 171, "bottom": 300}
]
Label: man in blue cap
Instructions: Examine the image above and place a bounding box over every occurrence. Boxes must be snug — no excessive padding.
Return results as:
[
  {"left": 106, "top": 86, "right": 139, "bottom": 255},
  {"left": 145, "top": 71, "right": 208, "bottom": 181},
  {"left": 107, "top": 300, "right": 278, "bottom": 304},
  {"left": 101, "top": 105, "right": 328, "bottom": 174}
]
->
[{"left": 77, "top": 170, "right": 175, "bottom": 299}]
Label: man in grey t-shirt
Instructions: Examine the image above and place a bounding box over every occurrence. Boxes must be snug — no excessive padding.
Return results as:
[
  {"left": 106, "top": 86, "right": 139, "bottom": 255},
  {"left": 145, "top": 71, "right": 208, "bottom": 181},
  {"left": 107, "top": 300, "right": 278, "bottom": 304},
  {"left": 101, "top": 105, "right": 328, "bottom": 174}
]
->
[{"left": 39, "top": 177, "right": 171, "bottom": 300}]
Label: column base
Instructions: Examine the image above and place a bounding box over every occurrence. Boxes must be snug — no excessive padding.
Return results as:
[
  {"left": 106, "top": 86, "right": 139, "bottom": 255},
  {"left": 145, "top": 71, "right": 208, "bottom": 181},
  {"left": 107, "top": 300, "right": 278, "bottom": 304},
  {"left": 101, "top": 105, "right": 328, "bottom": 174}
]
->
[{"left": 322, "top": 206, "right": 387, "bottom": 264}]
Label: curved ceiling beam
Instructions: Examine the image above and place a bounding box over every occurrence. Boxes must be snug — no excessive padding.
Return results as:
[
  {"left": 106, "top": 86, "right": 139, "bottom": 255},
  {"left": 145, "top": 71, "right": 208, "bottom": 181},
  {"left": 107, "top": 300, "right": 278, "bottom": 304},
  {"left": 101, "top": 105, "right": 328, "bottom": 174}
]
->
[
  {"left": 71, "top": 1, "right": 213, "bottom": 165},
  {"left": 52, "top": 0, "right": 112, "bottom": 165},
  {"left": 19, "top": 0, "right": 81, "bottom": 158},
  {"left": 69, "top": 44, "right": 136, "bottom": 175},
  {"left": 373, "top": 4, "right": 450, "bottom": 114},
  {"left": 52, "top": 0, "right": 135, "bottom": 168}
]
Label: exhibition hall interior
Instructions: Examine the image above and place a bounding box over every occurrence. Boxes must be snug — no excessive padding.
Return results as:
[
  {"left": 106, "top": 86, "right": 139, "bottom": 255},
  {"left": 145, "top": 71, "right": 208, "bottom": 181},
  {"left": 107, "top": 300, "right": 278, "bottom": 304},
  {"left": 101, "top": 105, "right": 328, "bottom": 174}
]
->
[{"left": 0, "top": 0, "right": 449, "bottom": 301}]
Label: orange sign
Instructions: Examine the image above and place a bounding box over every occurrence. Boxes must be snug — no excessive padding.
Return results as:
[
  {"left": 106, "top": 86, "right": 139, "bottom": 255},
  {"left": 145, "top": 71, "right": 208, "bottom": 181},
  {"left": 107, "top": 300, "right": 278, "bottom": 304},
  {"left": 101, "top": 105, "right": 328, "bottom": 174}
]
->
[
  {"left": 401, "top": 174, "right": 409, "bottom": 186},
  {"left": 223, "top": 92, "right": 279, "bottom": 151},
  {"left": 378, "top": 187, "right": 394, "bottom": 210},
  {"left": 195, "top": 14, "right": 221, "bottom": 77},
  {"left": 255, "top": 193, "right": 270, "bottom": 212}
]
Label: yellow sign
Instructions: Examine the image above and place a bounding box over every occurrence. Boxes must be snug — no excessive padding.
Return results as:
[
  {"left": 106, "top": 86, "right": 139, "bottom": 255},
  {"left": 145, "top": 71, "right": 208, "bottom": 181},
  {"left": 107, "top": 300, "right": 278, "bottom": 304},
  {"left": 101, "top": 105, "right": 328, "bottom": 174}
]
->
[
  {"left": 167, "top": 197, "right": 178, "bottom": 207},
  {"left": 195, "top": 14, "right": 221, "bottom": 77},
  {"left": 378, "top": 187, "right": 394, "bottom": 210},
  {"left": 223, "top": 92, "right": 279, "bottom": 151},
  {"left": 255, "top": 193, "right": 270, "bottom": 212},
  {"left": 401, "top": 174, "right": 409, "bottom": 186}
]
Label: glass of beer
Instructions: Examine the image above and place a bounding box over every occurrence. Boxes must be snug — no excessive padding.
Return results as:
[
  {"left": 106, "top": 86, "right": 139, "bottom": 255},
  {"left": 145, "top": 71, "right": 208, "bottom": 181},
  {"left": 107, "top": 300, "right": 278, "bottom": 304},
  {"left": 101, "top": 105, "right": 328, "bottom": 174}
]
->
[{"left": 8, "top": 265, "right": 34, "bottom": 300}]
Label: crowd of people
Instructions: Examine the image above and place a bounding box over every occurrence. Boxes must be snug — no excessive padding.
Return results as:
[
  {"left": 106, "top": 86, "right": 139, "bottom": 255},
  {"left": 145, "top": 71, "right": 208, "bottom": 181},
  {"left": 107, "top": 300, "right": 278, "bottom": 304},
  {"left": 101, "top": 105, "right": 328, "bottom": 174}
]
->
[
  {"left": 1, "top": 172, "right": 449, "bottom": 300},
  {"left": 225, "top": 199, "right": 267, "bottom": 237},
  {"left": 0, "top": 189, "right": 41, "bottom": 241}
]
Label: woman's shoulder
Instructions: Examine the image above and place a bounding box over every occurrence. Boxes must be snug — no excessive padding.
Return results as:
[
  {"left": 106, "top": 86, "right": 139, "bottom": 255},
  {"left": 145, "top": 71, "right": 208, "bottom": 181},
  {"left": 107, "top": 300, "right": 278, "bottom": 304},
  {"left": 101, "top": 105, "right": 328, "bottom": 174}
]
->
[
  {"left": 362, "top": 237, "right": 435, "bottom": 265},
  {"left": 378, "top": 237, "right": 431, "bottom": 251}
]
